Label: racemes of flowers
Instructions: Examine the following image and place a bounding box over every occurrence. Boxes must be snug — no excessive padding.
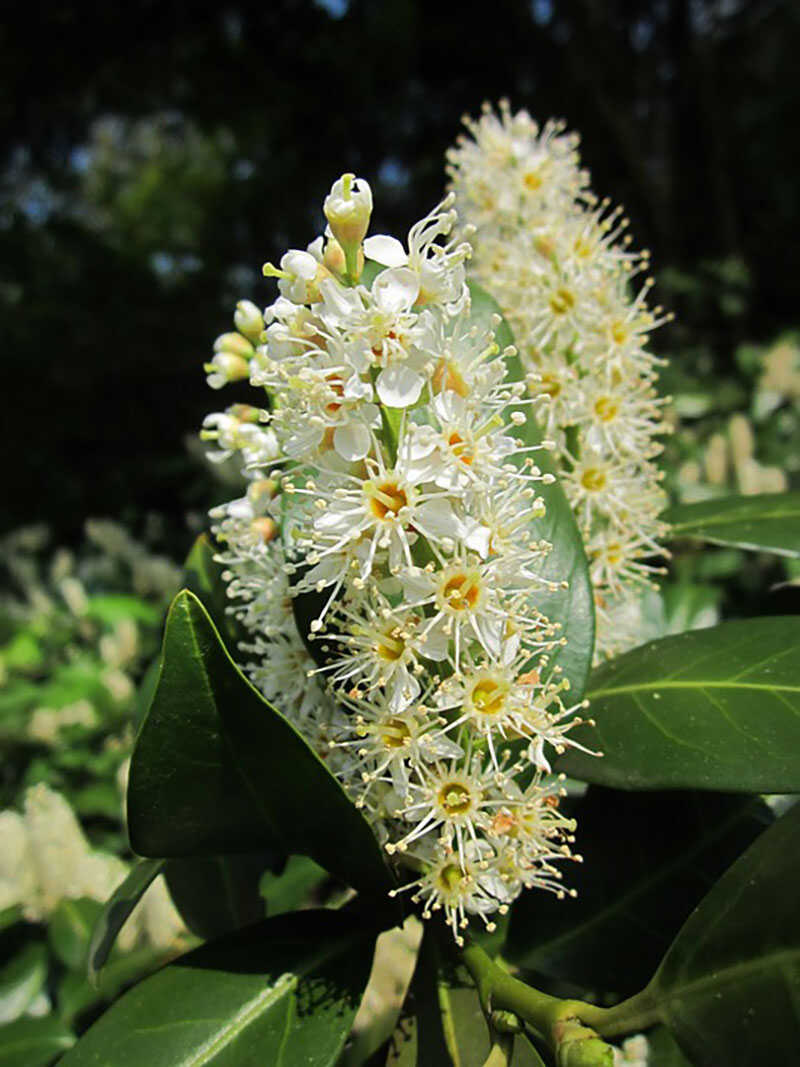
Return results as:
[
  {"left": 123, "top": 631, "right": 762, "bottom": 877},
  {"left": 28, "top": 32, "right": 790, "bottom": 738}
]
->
[
  {"left": 201, "top": 173, "right": 593, "bottom": 941},
  {"left": 447, "top": 102, "right": 672, "bottom": 658}
]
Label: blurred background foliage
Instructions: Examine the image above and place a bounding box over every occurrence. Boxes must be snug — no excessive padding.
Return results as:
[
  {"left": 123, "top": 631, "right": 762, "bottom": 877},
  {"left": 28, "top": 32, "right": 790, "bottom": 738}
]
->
[{"left": 2, "top": 0, "right": 799, "bottom": 543}]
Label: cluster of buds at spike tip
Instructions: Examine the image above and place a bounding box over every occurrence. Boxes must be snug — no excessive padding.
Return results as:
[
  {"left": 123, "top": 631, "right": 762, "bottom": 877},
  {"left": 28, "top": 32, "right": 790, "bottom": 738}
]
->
[
  {"left": 447, "top": 101, "right": 673, "bottom": 659},
  {"left": 201, "top": 172, "right": 597, "bottom": 941}
]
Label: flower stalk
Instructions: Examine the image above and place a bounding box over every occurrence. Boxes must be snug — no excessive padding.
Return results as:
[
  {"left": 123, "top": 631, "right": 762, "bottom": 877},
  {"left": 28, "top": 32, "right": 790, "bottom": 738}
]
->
[{"left": 459, "top": 939, "right": 639, "bottom": 1066}]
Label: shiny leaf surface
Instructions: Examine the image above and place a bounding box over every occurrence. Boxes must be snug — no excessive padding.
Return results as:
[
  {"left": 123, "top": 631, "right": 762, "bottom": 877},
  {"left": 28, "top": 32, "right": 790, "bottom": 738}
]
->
[
  {"left": 60, "top": 910, "right": 377, "bottom": 1067},
  {"left": 559, "top": 618, "right": 800, "bottom": 790},
  {"left": 663, "top": 491, "right": 800, "bottom": 558}
]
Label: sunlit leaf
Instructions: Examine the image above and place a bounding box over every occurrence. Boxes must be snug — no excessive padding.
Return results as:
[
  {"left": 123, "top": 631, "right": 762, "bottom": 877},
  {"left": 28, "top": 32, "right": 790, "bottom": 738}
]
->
[
  {"left": 559, "top": 618, "right": 800, "bottom": 791},
  {"left": 60, "top": 910, "right": 377, "bottom": 1067}
]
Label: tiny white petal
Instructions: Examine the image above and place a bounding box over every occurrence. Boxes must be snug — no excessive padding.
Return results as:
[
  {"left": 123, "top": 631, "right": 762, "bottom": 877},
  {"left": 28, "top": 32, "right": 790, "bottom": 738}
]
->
[
  {"left": 363, "top": 235, "right": 408, "bottom": 268},
  {"left": 333, "top": 422, "right": 371, "bottom": 461},
  {"left": 377, "top": 365, "right": 424, "bottom": 407}
]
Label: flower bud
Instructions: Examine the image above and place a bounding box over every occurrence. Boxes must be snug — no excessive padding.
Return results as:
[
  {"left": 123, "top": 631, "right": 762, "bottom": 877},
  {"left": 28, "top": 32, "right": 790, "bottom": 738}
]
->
[
  {"left": 228, "top": 403, "right": 261, "bottom": 424},
  {"left": 234, "top": 300, "right": 265, "bottom": 343},
  {"left": 204, "top": 353, "right": 250, "bottom": 390},
  {"left": 214, "top": 332, "right": 255, "bottom": 358},
  {"left": 324, "top": 173, "right": 373, "bottom": 255}
]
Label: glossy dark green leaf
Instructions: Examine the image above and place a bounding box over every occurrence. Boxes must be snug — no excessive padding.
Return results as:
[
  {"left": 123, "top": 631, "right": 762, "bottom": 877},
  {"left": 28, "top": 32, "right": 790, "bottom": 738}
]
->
[
  {"left": 608, "top": 801, "right": 800, "bottom": 1067},
  {"left": 88, "top": 859, "right": 163, "bottom": 983},
  {"left": 558, "top": 618, "right": 800, "bottom": 791},
  {"left": 165, "top": 852, "right": 277, "bottom": 940},
  {"left": 49, "top": 898, "right": 103, "bottom": 971},
  {"left": 663, "top": 491, "right": 800, "bottom": 558},
  {"left": 127, "top": 593, "right": 279, "bottom": 858},
  {"left": 506, "top": 789, "right": 771, "bottom": 994},
  {"left": 0, "top": 1016, "right": 75, "bottom": 1067},
  {"left": 0, "top": 942, "right": 47, "bottom": 1025},
  {"left": 134, "top": 653, "right": 162, "bottom": 727},
  {"left": 260, "top": 855, "right": 329, "bottom": 916},
  {"left": 129, "top": 590, "right": 394, "bottom": 896},
  {"left": 59, "top": 946, "right": 172, "bottom": 1027},
  {"left": 469, "top": 281, "right": 595, "bottom": 698},
  {"left": 60, "top": 909, "right": 377, "bottom": 1067}
]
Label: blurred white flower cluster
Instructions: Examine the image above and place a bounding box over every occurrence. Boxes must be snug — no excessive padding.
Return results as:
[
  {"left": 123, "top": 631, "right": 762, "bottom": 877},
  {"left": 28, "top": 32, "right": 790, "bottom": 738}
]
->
[
  {"left": 447, "top": 102, "right": 672, "bottom": 658},
  {"left": 0, "top": 784, "right": 184, "bottom": 950},
  {"left": 203, "top": 174, "right": 594, "bottom": 940}
]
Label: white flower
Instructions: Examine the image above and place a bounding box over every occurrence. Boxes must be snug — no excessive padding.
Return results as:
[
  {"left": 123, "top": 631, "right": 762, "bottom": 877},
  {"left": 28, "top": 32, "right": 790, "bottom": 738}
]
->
[{"left": 201, "top": 168, "right": 594, "bottom": 938}]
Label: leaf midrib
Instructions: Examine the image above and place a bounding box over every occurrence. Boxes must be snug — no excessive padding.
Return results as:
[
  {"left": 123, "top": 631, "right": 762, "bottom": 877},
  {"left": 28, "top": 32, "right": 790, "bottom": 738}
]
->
[
  {"left": 127, "top": 932, "right": 358, "bottom": 1067},
  {"left": 590, "top": 679, "right": 800, "bottom": 699},
  {"left": 669, "top": 506, "right": 800, "bottom": 534}
]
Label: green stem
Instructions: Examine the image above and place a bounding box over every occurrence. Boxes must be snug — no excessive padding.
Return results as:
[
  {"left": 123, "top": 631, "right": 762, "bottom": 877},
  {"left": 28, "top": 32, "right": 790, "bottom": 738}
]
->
[{"left": 460, "top": 940, "right": 654, "bottom": 1065}]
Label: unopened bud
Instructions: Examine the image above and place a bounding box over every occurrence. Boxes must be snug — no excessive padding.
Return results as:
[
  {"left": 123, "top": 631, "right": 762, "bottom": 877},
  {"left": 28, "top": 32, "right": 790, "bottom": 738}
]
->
[
  {"left": 247, "top": 478, "right": 279, "bottom": 506},
  {"left": 324, "top": 173, "right": 373, "bottom": 249},
  {"left": 204, "top": 353, "right": 250, "bottom": 389},
  {"left": 214, "top": 332, "right": 255, "bottom": 358},
  {"left": 228, "top": 403, "right": 261, "bottom": 424},
  {"left": 234, "top": 300, "right": 265, "bottom": 343},
  {"left": 250, "top": 517, "right": 278, "bottom": 543}
]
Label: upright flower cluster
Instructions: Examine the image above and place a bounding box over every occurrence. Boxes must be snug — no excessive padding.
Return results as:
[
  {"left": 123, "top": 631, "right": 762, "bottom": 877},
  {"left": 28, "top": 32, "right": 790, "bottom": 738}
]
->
[
  {"left": 447, "top": 102, "right": 672, "bottom": 657},
  {"left": 202, "top": 175, "right": 592, "bottom": 940}
]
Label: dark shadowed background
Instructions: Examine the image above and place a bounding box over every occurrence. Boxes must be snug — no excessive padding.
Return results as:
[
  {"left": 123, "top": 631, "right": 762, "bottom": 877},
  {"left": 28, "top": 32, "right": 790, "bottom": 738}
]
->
[{"left": 3, "top": 0, "right": 797, "bottom": 549}]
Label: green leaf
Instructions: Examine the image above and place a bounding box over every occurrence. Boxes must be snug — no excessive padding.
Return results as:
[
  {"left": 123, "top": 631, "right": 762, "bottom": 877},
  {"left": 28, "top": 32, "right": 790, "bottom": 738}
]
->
[
  {"left": 607, "top": 801, "right": 800, "bottom": 1067},
  {"left": 558, "top": 618, "right": 800, "bottom": 791},
  {"left": 60, "top": 910, "right": 377, "bottom": 1067},
  {"left": 0, "top": 1017, "right": 75, "bottom": 1067},
  {"left": 0, "top": 942, "right": 47, "bottom": 1025},
  {"left": 134, "top": 653, "right": 162, "bottom": 726},
  {"left": 88, "top": 859, "right": 163, "bottom": 983},
  {"left": 49, "top": 898, "right": 103, "bottom": 971},
  {"left": 468, "top": 281, "right": 595, "bottom": 697},
  {"left": 129, "top": 591, "right": 394, "bottom": 896},
  {"left": 505, "top": 789, "right": 771, "bottom": 994},
  {"left": 127, "top": 593, "right": 278, "bottom": 858},
  {"left": 164, "top": 852, "right": 277, "bottom": 940},
  {"left": 663, "top": 491, "right": 800, "bottom": 558},
  {"left": 260, "top": 855, "right": 329, "bottom": 916},
  {"left": 59, "top": 946, "right": 172, "bottom": 1027}
]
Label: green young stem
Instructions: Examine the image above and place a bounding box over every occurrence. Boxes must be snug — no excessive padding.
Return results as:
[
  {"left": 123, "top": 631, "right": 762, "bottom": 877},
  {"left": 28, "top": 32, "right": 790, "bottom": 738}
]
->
[{"left": 460, "top": 940, "right": 649, "bottom": 1065}]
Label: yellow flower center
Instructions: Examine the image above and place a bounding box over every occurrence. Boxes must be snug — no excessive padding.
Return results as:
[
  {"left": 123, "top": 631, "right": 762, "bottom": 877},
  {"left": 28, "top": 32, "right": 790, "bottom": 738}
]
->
[
  {"left": 440, "top": 570, "right": 482, "bottom": 612},
  {"left": 367, "top": 480, "right": 409, "bottom": 520},
  {"left": 437, "top": 863, "right": 465, "bottom": 893},
  {"left": 581, "top": 467, "right": 607, "bottom": 492},
  {"left": 438, "top": 782, "right": 474, "bottom": 816},
  {"left": 375, "top": 629, "right": 405, "bottom": 662},
  {"left": 549, "top": 287, "right": 576, "bottom": 315},
  {"left": 380, "top": 717, "right": 411, "bottom": 749},
  {"left": 447, "top": 431, "right": 474, "bottom": 465},
  {"left": 594, "top": 395, "right": 620, "bottom": 423},
  {"left": 469, "top": 676, "right": 509, "bottom": 717}
]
